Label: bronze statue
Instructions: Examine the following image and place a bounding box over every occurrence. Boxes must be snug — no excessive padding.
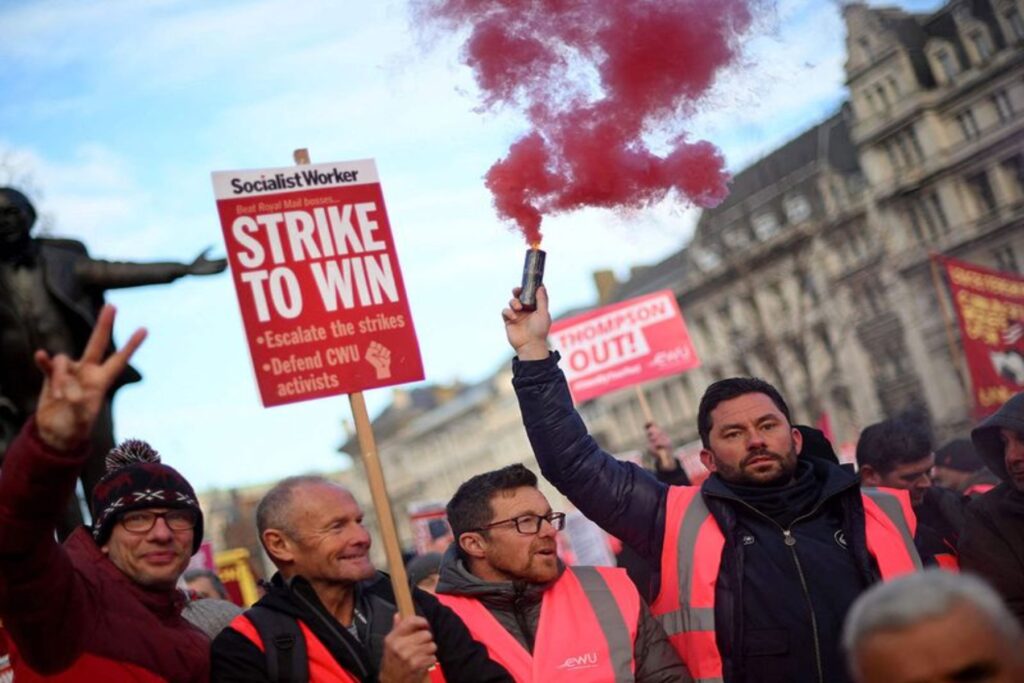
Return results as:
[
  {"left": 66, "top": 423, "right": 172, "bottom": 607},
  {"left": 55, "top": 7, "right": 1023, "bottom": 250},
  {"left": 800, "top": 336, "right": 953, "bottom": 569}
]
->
[{"left": 0, "top": 187, "right": 226, "bottom": 537}]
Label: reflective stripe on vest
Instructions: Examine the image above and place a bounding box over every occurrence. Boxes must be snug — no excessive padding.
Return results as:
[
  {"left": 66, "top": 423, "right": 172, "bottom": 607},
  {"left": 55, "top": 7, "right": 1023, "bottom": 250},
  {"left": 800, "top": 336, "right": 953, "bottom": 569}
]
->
[
  {"left": 649, "top": 486, "right": 723, "bottom": 683},
  {"left": 229, "top": 613, "right": 360, "bottom": 683},
  {"left": 861, "top": 487, "right": 924, "bottom": 576},
  {"left": 649, "top": 485, "right": 922, "bottom": 683},
  {"left": 437, "top": 566, "right": 639, "bottom": 682}
]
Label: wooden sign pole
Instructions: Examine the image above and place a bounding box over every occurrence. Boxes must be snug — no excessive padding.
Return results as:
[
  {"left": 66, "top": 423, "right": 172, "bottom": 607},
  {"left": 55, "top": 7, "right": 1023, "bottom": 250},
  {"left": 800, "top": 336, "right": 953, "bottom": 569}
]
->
[
  {"left": 292, "top": 148, "right": 416, "bottom": 619},
  {"left": 634, "top": 385, "right": 673, "bottom": 467},
  {"left": 348, "top": 391, "right": 417, "bottom": 617}
]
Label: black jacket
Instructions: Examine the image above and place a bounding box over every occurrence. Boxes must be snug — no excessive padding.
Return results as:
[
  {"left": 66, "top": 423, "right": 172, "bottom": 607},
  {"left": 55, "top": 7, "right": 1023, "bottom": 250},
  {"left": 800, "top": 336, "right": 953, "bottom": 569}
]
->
[
  {"left": 618, "top": 462, "right": 689, "bottom": 600},
  {"left": 435, "top": 547, "right": 692, "bottom": 682},
  {"left": 960, "top": 391, "right": 1024, "bottom": 623},
  {"left": 210, "top": 572, "right": 512, "bottom": 682},
  {"left": 513, "top": 353, "right": 899, "bottom": 683},
  {"left": 913, "top": 485, "right": 968, "bottom": 563}
]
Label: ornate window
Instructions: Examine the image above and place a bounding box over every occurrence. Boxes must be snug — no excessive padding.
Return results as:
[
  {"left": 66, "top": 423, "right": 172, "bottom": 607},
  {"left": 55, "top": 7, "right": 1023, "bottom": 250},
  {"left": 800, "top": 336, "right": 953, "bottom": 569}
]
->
[
  {"left": 992, "top": 90, "right": 1014, "bottom": 123},
  {"left": 1005, "top": 7, "right": 1024, "bottom": 41},
  {"left": 784, "top": 195, "right": 812, "bottom": 224},
  {"left": 992, "top": 244, "right": 1019, "bottom": 273},
  {"left": 752, "top": 212, "right": 780, "bottom": 240},
  {"left": 966, "top": 171, "right": 998, "bottom": 215},
  {"left": 1000, "top": 154, "right": 1024, "bottom": 196},
  {"left": 968, "top": 30, "right": 994, "bottom": 61},
  {"left": 692, "top": 247, "right": 721, "bottom": 271},
  {"left": 956, "top": 109, "right": 981, "bottom": 141},
  {"left": 722, "top": 225, "right": 751, "bottom": 249},
  {"left": 936, "top": 49, "right": 958, "bottom": 81}
]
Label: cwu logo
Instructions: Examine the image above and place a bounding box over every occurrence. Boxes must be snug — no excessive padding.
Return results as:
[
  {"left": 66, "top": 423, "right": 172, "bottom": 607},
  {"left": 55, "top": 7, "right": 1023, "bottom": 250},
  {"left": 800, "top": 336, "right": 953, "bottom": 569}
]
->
[{"left": 558, "top": 652, "right": 599, "bottom": 670}]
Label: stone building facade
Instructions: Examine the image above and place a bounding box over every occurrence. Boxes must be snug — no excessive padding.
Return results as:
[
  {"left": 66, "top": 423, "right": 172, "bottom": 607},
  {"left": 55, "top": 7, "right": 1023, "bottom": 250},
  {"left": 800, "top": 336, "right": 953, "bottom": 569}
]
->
[
  {"left": 584, "top": 0, "right": 1024, "bottom": 456},
  {"left": 319, "top": 0, "right": 1023, "bottom": 556}
]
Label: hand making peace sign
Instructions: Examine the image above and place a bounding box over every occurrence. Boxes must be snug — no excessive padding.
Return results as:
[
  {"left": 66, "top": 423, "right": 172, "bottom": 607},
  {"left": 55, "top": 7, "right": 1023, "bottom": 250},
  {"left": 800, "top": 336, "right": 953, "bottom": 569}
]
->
[{"left": 33, "top": 305, "right": 146, "bottom": 452}]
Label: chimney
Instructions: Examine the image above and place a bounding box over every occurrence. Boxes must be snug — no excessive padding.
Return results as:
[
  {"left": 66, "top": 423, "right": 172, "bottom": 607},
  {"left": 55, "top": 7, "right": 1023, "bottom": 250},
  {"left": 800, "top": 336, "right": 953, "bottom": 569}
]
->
[
  {"left": 592, "top": 269, "right": 619, "bottom": 305},
  {"left": 391, "top": 388, "right": 410, "bottom": 410}
]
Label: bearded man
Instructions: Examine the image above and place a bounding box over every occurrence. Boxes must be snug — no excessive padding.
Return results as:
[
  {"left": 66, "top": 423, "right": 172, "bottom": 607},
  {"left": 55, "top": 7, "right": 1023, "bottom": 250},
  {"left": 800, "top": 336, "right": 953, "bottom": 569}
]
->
[{"left": 502, "top": 286, "right": 923, "bottom": 683}]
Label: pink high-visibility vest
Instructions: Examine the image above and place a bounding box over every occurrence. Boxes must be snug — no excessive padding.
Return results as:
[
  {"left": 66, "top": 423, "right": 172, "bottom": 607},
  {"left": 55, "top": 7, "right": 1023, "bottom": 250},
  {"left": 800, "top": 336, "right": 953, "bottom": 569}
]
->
[
  {"left": 438, "top": 566, "right": 639, "bottom": 682},
  {"left": 649, "top": 485, "right": 922, "bottom": 682}
]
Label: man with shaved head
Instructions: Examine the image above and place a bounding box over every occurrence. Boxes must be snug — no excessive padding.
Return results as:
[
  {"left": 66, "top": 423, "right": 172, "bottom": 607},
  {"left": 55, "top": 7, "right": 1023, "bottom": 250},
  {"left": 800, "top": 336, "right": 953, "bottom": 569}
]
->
[{"left": 211, "top": 475, "right": 512, "bottom": 682}]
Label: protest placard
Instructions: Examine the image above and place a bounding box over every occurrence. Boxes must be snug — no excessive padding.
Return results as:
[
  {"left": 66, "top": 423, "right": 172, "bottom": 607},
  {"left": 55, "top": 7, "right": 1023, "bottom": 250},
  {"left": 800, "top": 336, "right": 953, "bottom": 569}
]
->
[
  {"left": 549, "top": 290, "right": 700, "bottom": 403},
  {"left": 211, "top": 159, "right": 424, "bottom": 407},
  {"left": 938, "top": 255, "right": 1024, "bottom": 415}
]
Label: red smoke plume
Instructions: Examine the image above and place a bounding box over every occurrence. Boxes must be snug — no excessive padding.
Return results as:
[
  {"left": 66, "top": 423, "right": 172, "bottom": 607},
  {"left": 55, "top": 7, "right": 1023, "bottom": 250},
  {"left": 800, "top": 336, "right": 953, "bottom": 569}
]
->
[{"left": 418, "top": 0, "right": 758, "bottom": 245}]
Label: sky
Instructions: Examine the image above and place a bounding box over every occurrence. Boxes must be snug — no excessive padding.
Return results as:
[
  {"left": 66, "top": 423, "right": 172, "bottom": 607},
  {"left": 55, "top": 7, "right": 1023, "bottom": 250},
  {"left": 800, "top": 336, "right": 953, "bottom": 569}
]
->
[{"left": 0, "top": 0, "right": 944, "bottom": 492}]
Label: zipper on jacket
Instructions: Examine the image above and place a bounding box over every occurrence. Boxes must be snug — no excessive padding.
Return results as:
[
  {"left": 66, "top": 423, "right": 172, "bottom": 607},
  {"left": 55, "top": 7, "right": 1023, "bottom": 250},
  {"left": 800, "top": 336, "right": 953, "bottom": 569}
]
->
[
  {"left": 511, "top": 582, "right": 536, "bottom": 652},
  {"left": 780, "top": 528, "right": 823, "bottom": 683},
  {"left": 293, "top": 588, "right": 371, "bottom": 678},
  {"left": 719, "top": 495, "right": 837, "bottom": 683}
]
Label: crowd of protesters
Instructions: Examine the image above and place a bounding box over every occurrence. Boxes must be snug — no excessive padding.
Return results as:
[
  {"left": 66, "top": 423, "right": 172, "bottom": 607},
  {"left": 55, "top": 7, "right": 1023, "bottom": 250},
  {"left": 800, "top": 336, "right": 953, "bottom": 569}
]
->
[{"left": 0, "top": 285, "right": 1022, "bottom": 682}]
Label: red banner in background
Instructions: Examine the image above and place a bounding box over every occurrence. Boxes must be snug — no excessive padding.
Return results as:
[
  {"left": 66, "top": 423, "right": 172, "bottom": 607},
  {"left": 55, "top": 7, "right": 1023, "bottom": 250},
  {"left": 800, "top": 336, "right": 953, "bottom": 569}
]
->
[
  {"left": 939, "top": 255, "right": 1024, "bottom": 416},
  {"left": 212, "top": 159, "right": 424, "bottom": 407},
  {"left": 549, "top": 290, "right": 700, "bottom": 404}
]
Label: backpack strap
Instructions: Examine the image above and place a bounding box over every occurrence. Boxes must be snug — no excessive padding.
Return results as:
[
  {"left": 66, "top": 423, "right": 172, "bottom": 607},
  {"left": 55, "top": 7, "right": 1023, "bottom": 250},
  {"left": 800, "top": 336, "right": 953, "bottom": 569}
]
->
[{"left": 246, "top": 605, "right": 310, "bottom": 683}]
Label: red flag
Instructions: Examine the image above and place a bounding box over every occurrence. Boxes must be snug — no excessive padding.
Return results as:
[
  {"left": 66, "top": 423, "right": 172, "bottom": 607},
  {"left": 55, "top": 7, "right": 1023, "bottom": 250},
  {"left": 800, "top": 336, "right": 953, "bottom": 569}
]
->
[{"left": 937, "top": 255, "right": 1024, "bottom": 416}]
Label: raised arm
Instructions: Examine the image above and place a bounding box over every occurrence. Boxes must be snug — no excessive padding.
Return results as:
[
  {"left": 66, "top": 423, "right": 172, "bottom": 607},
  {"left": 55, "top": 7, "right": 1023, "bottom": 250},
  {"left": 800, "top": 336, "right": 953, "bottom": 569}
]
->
[
  {"left": 503, "top": 287, "right": 669, "bottom": 563},
  {"left": 74, "top": 247, "right": 226, "bottom": 290},
  {"left": 647, "top": 422, "right": 691, "bottom": 486},
  {"left": 0, "top": 306, "right": 145, "bottom": 671}
]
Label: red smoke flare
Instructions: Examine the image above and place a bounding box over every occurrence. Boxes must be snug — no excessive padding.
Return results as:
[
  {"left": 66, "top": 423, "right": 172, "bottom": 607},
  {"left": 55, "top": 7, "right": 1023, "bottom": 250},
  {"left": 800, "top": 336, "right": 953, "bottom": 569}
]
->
[{"left": 417, "top": 0, "right": 758, "bottom": 245}]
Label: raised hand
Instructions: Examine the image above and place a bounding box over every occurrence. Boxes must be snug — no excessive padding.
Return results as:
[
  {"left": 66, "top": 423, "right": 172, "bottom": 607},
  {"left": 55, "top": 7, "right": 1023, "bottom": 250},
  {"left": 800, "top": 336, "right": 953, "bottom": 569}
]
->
[
  {"left": 379, "top": 614, "right": 438, "bottom": 683},
  {"left": 34, "top": 305, "right": 146, "bottom": 452},
  {"left": 502, "top": 285, "right": 551, "bottom": 361},
  {"left": 188, "top": 248, "right": 227, "bottom": 276},
  {"left": 646, "top": 422, "right": 676, "bottom": 470}
]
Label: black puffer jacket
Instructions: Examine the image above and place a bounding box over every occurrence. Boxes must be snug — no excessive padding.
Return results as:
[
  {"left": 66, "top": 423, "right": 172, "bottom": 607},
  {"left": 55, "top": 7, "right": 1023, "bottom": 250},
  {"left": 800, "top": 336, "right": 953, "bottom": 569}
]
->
[
  {"left": 211, "top": 571, "right": 513, "bottom": 682},
  {"left": 513, "top": 353, "right": 907, "bottom": 683},
  {"left": 960, "top": 391, "right": 1024, "bottom": 623},
  {"left": 435, "top": 546, "right": 692, "bottom": 682}
]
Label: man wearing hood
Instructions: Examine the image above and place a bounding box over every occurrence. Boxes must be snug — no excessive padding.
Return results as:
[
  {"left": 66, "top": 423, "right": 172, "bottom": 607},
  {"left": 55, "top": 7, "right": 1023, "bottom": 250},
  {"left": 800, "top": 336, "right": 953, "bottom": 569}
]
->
[
  {"left": 932, "top": 438, "right": 998, "bottom": 497},
  {"left": 959, "top": 391, "right": 1024, "bottom": 624},
  {"left": 435, "top": 463, "right": 690, "bottom": 682}
]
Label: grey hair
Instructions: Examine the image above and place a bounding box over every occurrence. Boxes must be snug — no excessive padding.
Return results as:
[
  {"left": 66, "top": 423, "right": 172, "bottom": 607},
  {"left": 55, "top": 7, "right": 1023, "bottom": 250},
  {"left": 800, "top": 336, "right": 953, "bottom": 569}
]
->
[
  {"left": 843, "top": 570, "right": 1022, "bottom": 672},
  {"left": 183, "top": 568, "right": 229, "bottom": 600},
  {"left": 255, "top": 475, "right": 339, "bottom": 540}
]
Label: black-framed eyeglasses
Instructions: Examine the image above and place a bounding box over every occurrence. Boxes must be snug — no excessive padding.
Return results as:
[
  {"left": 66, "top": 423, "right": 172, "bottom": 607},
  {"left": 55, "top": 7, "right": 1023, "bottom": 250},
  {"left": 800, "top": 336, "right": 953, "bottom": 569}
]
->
[
  {"left": 474, "top": 512, "right": 566, "bottom": 535},
  {"left": 120, "top": 509, "right": 198, "bottom": 533}
]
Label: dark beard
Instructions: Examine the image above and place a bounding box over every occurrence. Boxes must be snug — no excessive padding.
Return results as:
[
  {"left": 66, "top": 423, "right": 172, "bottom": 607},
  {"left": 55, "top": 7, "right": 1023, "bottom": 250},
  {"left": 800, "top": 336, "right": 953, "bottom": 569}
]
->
[{"left": 714, "top": 447, "right": 798, "bottom": 487}]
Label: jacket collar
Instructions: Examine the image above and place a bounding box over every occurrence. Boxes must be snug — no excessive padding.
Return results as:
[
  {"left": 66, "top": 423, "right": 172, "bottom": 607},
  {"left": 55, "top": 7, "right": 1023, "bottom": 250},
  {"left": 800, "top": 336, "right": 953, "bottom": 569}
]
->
[
  {"left": 435, "top": 543, "right": 563, "bottom": 610},
  {"left": 702, "top": 457, "right": 859, "bottom": 505}
]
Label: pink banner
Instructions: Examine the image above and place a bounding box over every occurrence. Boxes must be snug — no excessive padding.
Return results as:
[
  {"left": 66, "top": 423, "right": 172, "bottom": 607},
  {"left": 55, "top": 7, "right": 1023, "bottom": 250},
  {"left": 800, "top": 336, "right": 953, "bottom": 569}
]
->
[{"left": 550, "top": 290, "right": 700, "bottom": 403}]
